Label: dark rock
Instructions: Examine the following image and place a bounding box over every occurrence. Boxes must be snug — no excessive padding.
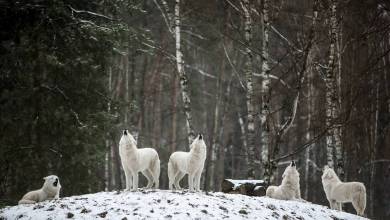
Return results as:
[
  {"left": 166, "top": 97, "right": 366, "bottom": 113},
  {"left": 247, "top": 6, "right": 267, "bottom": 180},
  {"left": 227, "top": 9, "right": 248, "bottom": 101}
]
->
[
  {"left": 66, "top": 212, "right": 74, "bottom": 218},
  {"left": 80, "top": 208, "right": 91, "bottom": 214},
  {"left": 97, "top": 211, "right": 108, "bottom": 218},
  {"left": 219, "top": 206, "right": 228, "bottom": 212},
  {"left": 282, "top": 214, "right": 294, "bottom": 220},
  {"left": 239, "top": 209, "right": 248, "bottom": 215},
  {"left": 266, "top": 204, "right": 276, "bottom": 210},
  {"left": 33, "top": 204, "right": 44, "bottom": 210}
]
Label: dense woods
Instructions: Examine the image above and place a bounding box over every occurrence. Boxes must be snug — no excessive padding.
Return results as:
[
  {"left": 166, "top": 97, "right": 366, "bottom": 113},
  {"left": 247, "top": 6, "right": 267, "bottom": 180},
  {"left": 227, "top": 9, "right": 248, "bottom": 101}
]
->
[{"left": 1, "top": 0, "right": 389, "bottom": 219}]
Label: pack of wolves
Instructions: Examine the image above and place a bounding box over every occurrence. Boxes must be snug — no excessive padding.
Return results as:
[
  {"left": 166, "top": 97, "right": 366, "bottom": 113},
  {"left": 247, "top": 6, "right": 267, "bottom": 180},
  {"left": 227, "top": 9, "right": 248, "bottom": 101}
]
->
[{"left": 18, "top": 130, "right": 366, "bottom": 216}]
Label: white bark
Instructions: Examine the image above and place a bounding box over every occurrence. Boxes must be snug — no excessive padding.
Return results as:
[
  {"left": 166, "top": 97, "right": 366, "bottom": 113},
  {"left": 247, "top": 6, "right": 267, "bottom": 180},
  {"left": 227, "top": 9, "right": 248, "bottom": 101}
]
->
[
  {"left": 325, "top": 0, "right": 343, "bottom": 177},
  {"left": 260, "top": 0, "right": 271, "bottom": 180},
  {"left": 242, "top": 0, "right": 257, "bottom": 178},
  {"left": 238, "top": 112, "right": 249, "bottom": 168},
  {"left": 175, "top": 0, "right": 195, "bottom": 144}
]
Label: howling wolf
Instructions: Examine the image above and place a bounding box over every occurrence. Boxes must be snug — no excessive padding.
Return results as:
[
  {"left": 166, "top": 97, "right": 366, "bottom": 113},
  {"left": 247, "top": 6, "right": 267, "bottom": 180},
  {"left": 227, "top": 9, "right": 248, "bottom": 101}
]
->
[
  {"left": 266, "top": 161, "right": 301, "bottom": 200},
  {"left": 168, "top": 134, "right": 207, "bottom": 191},
  {"left": 119, "top": 129, "right": 160, "bottom": 191},
  {"left": 18, "top": 175, "right": 61, "bottom": 204},
  {"left": 322, "top": 166, "right": 366, "bottom": 216}
]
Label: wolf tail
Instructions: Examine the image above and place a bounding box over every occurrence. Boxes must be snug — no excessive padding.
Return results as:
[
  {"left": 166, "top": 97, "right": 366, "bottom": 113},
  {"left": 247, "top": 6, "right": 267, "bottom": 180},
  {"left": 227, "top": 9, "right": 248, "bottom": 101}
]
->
[
  {"left": 353, "top": 184, "right": 366, "bottom": 216},
  {"left": 151, "top": 154, "right": 160, "bottom": 189},
  {"left": 18, "top": 199, "right": 36, "bottom": 204},
  {"left": 168, "top": 158, "right": 175, "bottom": 190}
]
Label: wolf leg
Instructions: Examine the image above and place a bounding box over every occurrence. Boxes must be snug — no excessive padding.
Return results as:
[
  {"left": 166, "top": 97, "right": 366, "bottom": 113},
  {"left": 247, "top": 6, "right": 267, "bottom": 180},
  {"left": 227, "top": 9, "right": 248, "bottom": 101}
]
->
[
  {"left": 131, "top": 171, "right": 139, "bottom": 191},
  {"left": 141, "top": 169, "right": 153, "bottom": 189},
  {"left": 174, "top": 171, "right": 185, "bottom": 190},
  {"left": 330, "top": 200, "right": 338, "bottom": 210},
  {"left": 122, "top": 163, "right": 132, "bottom": 191},
  {"left": 337, "top": 202, "right": 342, "bottom": 211},
  {"left": 194, "top": 169, "right": 202, "bottom": 191},
  {"left": 188, "top": 173, "right": 195, "bottom": 192}
]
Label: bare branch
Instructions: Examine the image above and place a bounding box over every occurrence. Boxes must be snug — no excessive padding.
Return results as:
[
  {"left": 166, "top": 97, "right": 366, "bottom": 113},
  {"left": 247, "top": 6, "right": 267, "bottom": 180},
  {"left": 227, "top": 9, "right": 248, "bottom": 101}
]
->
[{"left": 68, "top": 5, "right": 115, "bottom": 21}]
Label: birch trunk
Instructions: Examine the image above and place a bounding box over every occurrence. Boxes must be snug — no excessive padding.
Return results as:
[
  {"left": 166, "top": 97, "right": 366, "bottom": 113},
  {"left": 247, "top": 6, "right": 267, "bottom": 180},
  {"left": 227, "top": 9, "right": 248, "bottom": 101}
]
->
[
  {"left": 260, "top": 0, "right": 271, "bottom": 181},
  {"left": 238, "top": 112, "right": 249, "bottom": 171},
  {"left": 242, "top": 0, "right": 257, "bottom": 179},
  {"left": 175, "top": 0, "right": 195, "bottom": 145},
  {"left": 325, "top": 0, "right": 343, "bottom": 177}
]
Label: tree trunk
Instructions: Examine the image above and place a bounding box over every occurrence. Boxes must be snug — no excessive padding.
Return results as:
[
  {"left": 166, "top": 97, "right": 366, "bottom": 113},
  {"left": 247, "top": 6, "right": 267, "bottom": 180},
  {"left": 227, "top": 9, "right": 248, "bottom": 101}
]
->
[
  {"left": 305, "top": 62, "right": 313, "bottom": 200},
  {"left": 175, "top": 0, "right": 195, "bottom": 146},
  {"left": 242, "top": 0, "right": 256, "bottom": 179},
  {"left": 260, "top": 0, "right": 272, "bottom": 183},
  {"left": 105, "top": 66, "right": 113, "bottom": 191},
  {"left": 325, "top": 0, "right": 343, "bottom": 178}
]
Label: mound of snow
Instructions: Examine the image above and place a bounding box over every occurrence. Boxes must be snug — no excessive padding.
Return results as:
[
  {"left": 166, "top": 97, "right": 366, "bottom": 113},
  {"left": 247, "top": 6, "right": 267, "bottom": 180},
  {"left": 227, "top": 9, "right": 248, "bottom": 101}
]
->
[{"left": 0, "top": 190, "right": 367, "bottom": 220}]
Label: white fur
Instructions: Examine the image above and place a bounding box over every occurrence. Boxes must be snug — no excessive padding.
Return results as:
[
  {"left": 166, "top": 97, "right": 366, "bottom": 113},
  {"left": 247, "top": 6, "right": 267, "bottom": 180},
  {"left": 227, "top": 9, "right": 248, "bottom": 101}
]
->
[
  {"left": 18, "top": 175, "right": 61, "bottom": 204},
  {"left": 119, "top": 130, "right": 160, "bottom": 191},
  {"left": 266, "top": 162, "right": 301, "bottom": 200},
  {"left": 168, "top": 135, "right": 206, "bottom": 191},
  {"left": 321, "top": 166, "right": 366, "bottom": 216}
]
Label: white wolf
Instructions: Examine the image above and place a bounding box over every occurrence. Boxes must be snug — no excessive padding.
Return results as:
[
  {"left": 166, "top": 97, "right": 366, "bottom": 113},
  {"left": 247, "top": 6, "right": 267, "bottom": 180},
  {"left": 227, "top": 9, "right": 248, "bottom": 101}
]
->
[
  {"left": 18, "top": 175, "right": 61, "bottom": 204},
  {"left": 322, "top": 166, "right": 366, "bottom": 216},
  {"left": 119, "top": 129, "right": 160, "bottom": 191},
  {"left": 266, "top": 161, "right": 301, "bottom": 200},
  {"left": 168, "top": 134, "right": 206, "bottom": 191}
]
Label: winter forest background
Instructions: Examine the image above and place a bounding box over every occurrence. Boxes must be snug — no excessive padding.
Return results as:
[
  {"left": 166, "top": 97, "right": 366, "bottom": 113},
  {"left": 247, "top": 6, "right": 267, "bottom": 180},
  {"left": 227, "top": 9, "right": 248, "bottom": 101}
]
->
[{"left": 0, "top": 0, "right": 389, "bottom": 219}]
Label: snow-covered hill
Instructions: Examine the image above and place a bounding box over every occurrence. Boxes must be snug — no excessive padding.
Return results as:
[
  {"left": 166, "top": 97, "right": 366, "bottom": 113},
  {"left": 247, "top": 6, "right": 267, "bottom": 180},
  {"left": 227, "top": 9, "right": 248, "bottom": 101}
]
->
[{"left": 0, "top": 190, "right": 367, "bottom": 220}]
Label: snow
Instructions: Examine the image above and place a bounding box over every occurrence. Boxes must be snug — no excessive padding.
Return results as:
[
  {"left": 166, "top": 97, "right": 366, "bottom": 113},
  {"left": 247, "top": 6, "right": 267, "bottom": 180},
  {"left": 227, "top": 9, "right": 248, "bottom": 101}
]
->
[
  {"left": 254, "top": 186, "right": 264, "bottom": 191},
  {"left": 0, "top": 190, "right": 367, "bottom": 220},
  {"left": 226, "top": 179, "right": 264, "bottom": 190}
]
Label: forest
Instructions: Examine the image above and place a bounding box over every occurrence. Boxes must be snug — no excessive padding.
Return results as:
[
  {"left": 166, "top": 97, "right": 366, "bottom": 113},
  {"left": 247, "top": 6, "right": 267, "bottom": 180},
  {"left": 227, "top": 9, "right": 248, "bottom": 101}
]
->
[{"left": 0, "top": 0, "right": 389, "bottom": 219}]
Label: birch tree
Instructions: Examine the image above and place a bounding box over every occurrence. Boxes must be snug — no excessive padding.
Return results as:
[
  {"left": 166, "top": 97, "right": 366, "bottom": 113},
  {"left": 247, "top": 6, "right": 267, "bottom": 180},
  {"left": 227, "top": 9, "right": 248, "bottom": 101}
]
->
[
  {"left": 325, "top": 0, "right": 343, "bottom": 177},
  {"left": 242, "top": 0, "right": 257, "bottom": 178},
  {"left": 175, "top": 0, "right": 196, "bottom": 144},
  {"left": 260, "top": 0, "right": 271, "bottom": 181}
]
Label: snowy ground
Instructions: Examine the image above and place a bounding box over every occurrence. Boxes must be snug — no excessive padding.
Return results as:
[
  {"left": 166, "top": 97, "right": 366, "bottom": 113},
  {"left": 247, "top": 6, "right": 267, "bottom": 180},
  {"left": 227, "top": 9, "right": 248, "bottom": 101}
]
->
[{"left": 0, "top": 190, "right": 367, "bottom": 220}]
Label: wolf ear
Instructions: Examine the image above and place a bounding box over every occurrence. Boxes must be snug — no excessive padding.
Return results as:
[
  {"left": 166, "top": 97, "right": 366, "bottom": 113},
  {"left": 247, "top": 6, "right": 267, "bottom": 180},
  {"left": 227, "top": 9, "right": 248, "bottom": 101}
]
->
[
  {"left": 323, "top": 165, "right": 329, "bottom": 171},
  {"left": 323, "top": 170, "right": 333, "bottom": 179}
]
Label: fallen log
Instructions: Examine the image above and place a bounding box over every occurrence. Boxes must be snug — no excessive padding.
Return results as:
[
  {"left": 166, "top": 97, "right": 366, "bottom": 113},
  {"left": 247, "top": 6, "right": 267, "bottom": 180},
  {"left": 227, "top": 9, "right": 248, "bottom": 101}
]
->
[{"left": 221, "top": 179, "right": 267, "bottom": 196}]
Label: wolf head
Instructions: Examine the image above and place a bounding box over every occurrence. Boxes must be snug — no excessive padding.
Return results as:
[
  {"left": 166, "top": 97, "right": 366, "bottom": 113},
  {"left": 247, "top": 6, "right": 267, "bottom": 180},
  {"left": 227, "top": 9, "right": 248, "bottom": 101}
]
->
[
  {"left": 189, "top": 134, "right": 206, "bottom": 151},
  {"left": 282, "top": 162, "right": 300, "bottom": 181},
  {"left": 43, "top": 175, "right": 61, "bottom": 192},
  {"left": 322, "top": 166, "right": 339, "bottom": 181},
  {"left": 120, "top": 129, "right": 137, "bottom": 146}
]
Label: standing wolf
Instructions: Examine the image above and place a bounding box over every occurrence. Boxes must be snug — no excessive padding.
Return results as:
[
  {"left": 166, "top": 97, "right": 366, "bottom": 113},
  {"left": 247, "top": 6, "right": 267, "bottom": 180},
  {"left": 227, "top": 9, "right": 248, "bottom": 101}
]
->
[
  {"left": 119, "top": 129, "right": 160, "bottom": 191},
  {"left": 266, "top": 161, "right": 301, "bottom": 200},
  {"left": 18, "top": 175, "right": 61, "bottom": 204},
  {"left": 322, "top": 166, "right": 366, "bottom": 216},
  {"left": 168, "top": 134, "right": 206, "bottom": 191}
]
